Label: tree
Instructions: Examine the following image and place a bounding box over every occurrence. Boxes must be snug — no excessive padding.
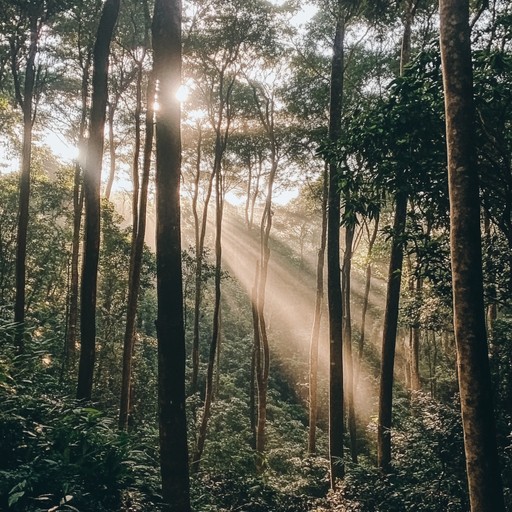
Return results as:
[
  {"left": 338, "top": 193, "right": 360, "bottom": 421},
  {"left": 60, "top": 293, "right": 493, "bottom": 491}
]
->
[
  {"left": 5, "top": 0, "right": 69, "bottom": 351},
  {"left": 187, "top": 0, "right": 281, "bottom": 473},
  {"left": 118, "top": 0, "right": 154, "bottom": 431},
  {"left": 439, "top": 0, "right": 505, "bottom": 509},
  {"left": 308, "top": 164, "right": 328, "bottom": 455},
  {"left": 77, "top": 0, "right": 120, "bottom": 401},
  {"left": 118, "top": 73, "right": 155, "bottom": 430},
  {"left": 249, "top": 70, "right": 283, "bottom": 471},
  {"left": 327, "top": 0, "right": 345, "bottom": 487},
  {"left": 152, "top": 0, "right": 191, "bottom": 508},
  {"left": 377, "top": 0, "right": 417, "bottom": 472},
  {"left": 56, "top": 0, "right": 103, "bottom": 369}
]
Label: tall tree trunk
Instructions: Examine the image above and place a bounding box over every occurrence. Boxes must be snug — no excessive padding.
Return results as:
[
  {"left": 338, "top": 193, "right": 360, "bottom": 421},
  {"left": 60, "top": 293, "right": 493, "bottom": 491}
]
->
[
  {"left": 254, "top": 156, "right": 277, "bottom": 472},
  {"left": 342, "top": 222, "right": 357, "bottom": 462},
  {"left": 327, "top": 2, "right": 345, "bottom": 487},
  {"left": 191, "top": 65, "right": 234, "bottom": 472},
  {"left": 13, "top": 14, "right": 38, "bottom": 353},
  {"left": 119, "top": 71, "right": 155, "bottom": 430},
  {"left": 308, "top": 162, "right": 328, "bottom": 455},
  {"left": 191, "top": 129, "right": 216, "bottom": 395},
  {"left": 65, "top": 53, "right": 91, "bottom": 368},
  {"left": 439, "top": 1, "right": 505, "bottom": 510},
  {"left": 76, "top": 0, "right": 120, "bottom": 401},
  {"left": 249, "top": 83, "right": 279, "bottom": 473},
  {"left": 377, "top": 0, "right": 414, "bottom": 472},
  {"left": 192, "top": 132, "right": 225, "bottom": 474},
  {"left": 152, "top": 0, "right": 191, "bottom": 508},
  {"left": 377, "top": 189, "right": 407, "bottom": 472}
]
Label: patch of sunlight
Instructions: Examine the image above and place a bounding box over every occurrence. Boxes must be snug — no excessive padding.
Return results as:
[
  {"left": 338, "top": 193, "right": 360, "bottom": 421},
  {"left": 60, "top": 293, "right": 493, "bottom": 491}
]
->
[{"left": 220, "top": 210, "right": 382, "bottom": 422}]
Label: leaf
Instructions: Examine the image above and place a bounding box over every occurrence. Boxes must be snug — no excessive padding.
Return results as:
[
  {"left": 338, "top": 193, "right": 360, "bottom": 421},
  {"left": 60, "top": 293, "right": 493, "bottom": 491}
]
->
[{"left": 8, "top": 491, "right": 25, "bottom": 507}]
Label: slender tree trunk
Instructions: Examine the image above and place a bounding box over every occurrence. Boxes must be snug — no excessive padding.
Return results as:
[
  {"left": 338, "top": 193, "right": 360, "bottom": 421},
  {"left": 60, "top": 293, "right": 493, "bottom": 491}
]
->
[
  {"left": 356, "top": 215, "right": 379, "bottom": 379},
  {"left": 248, "top": 84, "right": 280, "bottom": 472},
  {"left": 249, "top": 154, "right": 263, "bottom": 230},
  {"left": 308, "top": 162, "right": 328, "bottom": 455},
  {"left": 245, "top": 158, "right": 253, "bottom": 228},
  {"left": 377, "top": 0, "right": 414, "bottom": 472},
  {"left": 119, "top": 72, "right": 155, "bottom": 430},
  {"left": 192, "top": 133, "right": 225, "bottom": 474},
  {"left": 410, "top": 277, "right": 422, "bottom": 391},
  {"left": 77, "top": 0, "right": 120, "bottom": 401},
  {"left": 327, "top": 2, "right": 345, "bottom": 488},
  {"left": 483, "top": 212, "right": 497, "bottom": 338},
  {"left": 65, "top": 54, "right": 90, "bottom": 368},
  {"left": 342, "top": 222, "right": 357, "bottom": 462},
  {"left": 104, "top": 100, "right": 117, "bottom": 200},
  {"left": 152, "top": 0, "right": 191, "bottom": 508},
  {"left": 191, "top": 130, "right": 216, "bottom": 395},
  {"left": 215, "top": 305, "right": 222, "bottom": 398},
  {"left": 250, "top": 328, "right": 257, "bottom": 450},
  {"left": 377, "top": 190, "right": 407, "bottom": 471},
  {"left": 253, "top": 156, "right": 277, "bottom": 472},
  {"left": 13, "top": 15, "right": 38, "bottom": 353},
  {"left": 439, "top": 1, "right": 505, "bottom": 509}
]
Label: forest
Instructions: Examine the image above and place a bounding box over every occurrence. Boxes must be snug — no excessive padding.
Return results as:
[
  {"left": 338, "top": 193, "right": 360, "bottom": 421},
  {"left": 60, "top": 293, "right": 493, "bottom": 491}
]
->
[{"left": 0, "top": 0, "right": 511, "bottom": 510}]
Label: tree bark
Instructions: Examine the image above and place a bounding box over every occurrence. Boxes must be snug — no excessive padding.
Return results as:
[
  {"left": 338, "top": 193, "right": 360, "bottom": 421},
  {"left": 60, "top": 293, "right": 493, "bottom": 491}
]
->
[
  {"left": 77, "top": 0, "right": 120, "bottom": 401},
  {"left": 152, "top": 0, "right": 191, "bottom": 508},
  {"left": 439, "top": 1, "right": 505, "bottom": 510},
  {"left": 308, "top": 162, "right": 328, "bottom": 455},
  {"left": 327, "top": 2, "right": 345, "bottom": 487}
]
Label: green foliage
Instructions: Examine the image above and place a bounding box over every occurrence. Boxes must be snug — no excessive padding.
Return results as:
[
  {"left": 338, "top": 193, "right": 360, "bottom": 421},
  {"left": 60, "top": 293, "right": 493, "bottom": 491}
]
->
[
  {"left": 489, "top": 316, "right": 512, "bottom": 508},
  {"left": 336, "top": 394, "right": 468, "bottom": 512},
  {"left": 0, "top": 167, "right": 71, "bottom": 337},
  {"left": 0, "top": 328, "right": 163, "bottom": 511},
  {"left": 191, "top": 470, "right": 321, "bottom": 512}
]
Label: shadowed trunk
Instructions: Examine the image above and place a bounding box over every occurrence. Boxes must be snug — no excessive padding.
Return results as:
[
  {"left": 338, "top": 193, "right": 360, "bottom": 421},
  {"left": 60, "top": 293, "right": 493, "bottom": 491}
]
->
[
  {"left": 152, "top": 0, "right": 191, "bottom": 507},
  {"left": 342, "top": 222, "right": 357, "bottom": 462},
  {"left": 327, "top": 2, "right": 345, "bottom": 488},
  {"left": 377, "top": 0, "right": 415, "bottom": 472},
  {"left": 77, "top": 0, "right": 120, "bottom": 401}
]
